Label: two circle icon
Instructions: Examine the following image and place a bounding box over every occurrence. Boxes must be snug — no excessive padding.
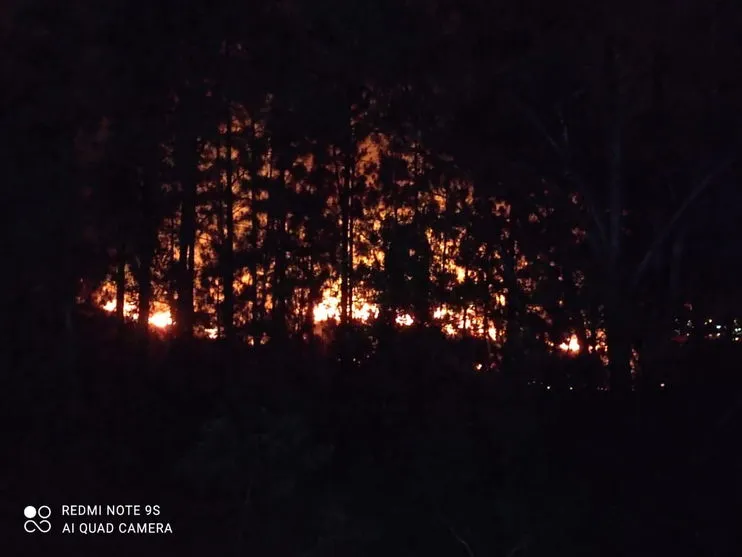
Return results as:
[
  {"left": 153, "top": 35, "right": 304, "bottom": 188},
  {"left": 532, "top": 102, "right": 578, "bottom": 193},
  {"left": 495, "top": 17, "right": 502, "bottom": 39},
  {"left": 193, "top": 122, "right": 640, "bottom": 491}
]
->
[{"left": 24, "top": 505, "right": 51, "bottom": 533}]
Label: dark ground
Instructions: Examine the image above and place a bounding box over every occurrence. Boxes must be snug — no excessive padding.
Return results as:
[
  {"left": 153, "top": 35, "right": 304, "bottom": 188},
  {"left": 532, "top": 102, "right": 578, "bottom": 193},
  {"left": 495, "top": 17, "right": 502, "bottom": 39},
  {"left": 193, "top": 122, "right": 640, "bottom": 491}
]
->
[{"left": 2, "top": 314, "right": 741, "bottom": 556}]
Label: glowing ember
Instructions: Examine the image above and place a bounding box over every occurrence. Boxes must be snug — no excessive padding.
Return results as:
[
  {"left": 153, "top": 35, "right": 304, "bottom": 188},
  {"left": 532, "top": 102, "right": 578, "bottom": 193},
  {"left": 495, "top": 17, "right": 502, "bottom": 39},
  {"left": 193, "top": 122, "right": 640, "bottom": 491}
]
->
[
  {"left": 442, "top": 323, "right": 458, "bottom": 336},
  {"left": 356, "top": 302, "right": 380, "bottom": 322},
  {"left": 102, "top": 300, "right": 173, "bottom": 330},
  {"left": 558, "top": 334, "right": 581, "bottom": 354},
  {"left": 395, "top": 313, "right": 414, "bottom": 326}
]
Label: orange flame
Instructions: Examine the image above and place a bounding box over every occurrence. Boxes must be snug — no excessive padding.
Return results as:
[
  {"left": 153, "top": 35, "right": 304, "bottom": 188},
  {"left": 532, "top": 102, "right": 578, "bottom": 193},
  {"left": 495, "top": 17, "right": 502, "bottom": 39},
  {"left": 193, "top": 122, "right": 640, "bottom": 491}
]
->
[
  {"left": 102, "top": 300, "right": 173, "bottom": 329},
  {"left": 558, "top": 334, "right": 581, "bottom": 354}
]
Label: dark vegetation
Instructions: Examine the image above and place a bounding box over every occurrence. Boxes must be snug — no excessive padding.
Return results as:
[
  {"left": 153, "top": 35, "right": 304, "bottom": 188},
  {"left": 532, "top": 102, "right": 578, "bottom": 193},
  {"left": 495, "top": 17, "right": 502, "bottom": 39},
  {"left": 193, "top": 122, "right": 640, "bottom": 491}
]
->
[{"left": 4, "top": 310, "right": 742, "bottom": 556}]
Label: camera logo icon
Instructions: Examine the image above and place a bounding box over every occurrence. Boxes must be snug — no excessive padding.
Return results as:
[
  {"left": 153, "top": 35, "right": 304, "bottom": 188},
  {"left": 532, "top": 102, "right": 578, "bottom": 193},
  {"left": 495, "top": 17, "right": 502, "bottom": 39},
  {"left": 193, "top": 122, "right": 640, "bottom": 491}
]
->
[{"left": 24, "top": 506, "right": 51, "bottom": 533}]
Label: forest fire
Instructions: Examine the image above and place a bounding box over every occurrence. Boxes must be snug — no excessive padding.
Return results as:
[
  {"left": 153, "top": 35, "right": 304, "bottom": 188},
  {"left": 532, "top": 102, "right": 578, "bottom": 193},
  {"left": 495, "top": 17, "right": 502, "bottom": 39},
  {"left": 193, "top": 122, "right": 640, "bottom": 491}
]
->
[
  {"left": 101, "top": 300, "right": 173, "bottom": 329},
  {"left": 94, "top": 277, "right": 622, "bottom": 362},
  {"left": 87, "top": 112, "right": 579, "bottom": 354},
  {"left": 84, "top": 83, "right": 694, "bottom": 370},
  {"left": 311, "top": 288, "right": 381, "bottom": 323},
  {"left": 98, "top": 288, "right": 502, "bottom": 340}
]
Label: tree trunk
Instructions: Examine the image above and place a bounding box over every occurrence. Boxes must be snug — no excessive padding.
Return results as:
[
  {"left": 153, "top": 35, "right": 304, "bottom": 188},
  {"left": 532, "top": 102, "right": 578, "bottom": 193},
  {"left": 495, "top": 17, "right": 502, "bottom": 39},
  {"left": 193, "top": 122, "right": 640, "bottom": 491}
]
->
[
  {"left": 137, "top": 167, "right": 155, "bottom": 333},
  {"left": 115, "top": 245, "right": 126, "bottom": 324},
  {"left": 305, "top": 257, "right": 321, "bottom": 341},
  {"left": 603, "top": 36, "right": 633, "bottom": 394},
  {"left": 501, "top": 238, "right": 522, "bottom": 369},
  {"left": 271, "top": 169, "right": 288, "bottom": 340},
  {"left": 137, "top": 243, "right": 153, "bottom": 335},
  {"left": 606, "top": 296, "right": 632, "bottom": 393},
  {"left": 222, "top": 99, "right": 235, "bottom": 342},
  {"left": 138, "top": 257, "right": 152, "bottom": 332},
  {"left": 249, "top": 121, "right": 262, "bottom": 333},
  {"left": 340, "top": 152, "right": 352, "bottom": 327},
  {"left": 176, "top": 134, "right": 198, "bottom": 339}
]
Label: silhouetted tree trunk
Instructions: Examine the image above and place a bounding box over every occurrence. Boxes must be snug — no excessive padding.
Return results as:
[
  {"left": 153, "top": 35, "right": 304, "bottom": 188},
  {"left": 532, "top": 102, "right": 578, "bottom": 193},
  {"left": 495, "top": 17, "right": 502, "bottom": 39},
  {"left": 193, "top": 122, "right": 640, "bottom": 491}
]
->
[
  {"left": 137, "top": 168, "right": 155, "bottom": 333},
  {"left": 221, "top": 100, "right": 235, "bottom": 342},
  {"left": 305, "top": 256, "right": 322, "bottom": 340},
  {"left": 604, "top": 36, "right": 633, "bottom": 393},
  {"left": 271, "top": 167, "right": 288, "bottom": 340},
  {"left": 248, "top": 120, "right": 262, "bottom": 331},
  {"left": 339, "top": 149, "right": 353, "bottom": 326},
  {"left": 501, "top": 234, "right": 523, "bottom": 369},
  {"left": 217, "top": 39, "right": 236, "bottom": 342},
  {"left": 115, "top": 244, "right": 126, "bottom": 323},
  {"left": 606, "top": 285, "right": 632, "bottom": 393},
  {"left": 137, "top": 254, "right": 152, "bottom": 332},
  {"left": 176, "top": 120, "right": 198, "bottom": 339}
]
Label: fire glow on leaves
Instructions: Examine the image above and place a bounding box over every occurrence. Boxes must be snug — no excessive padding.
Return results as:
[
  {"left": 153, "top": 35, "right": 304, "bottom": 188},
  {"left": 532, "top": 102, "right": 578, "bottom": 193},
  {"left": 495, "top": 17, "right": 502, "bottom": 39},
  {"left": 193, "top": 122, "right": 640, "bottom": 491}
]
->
[{"left": 92, "top": 104, "right": 609, "bottom": 357}]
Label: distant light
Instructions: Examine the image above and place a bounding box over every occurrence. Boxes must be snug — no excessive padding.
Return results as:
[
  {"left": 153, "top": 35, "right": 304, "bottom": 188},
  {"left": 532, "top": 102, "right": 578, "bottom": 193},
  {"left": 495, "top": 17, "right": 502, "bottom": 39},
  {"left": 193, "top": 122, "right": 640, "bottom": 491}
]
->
[
  {"left": 474, "top": 363, "right": 483, "bottom": 371},
  {"left": 660, "top": 382, "right": 665, "bottom": 389},
  {"left": 569, "top": 386, "right": 573, "bottom": 391},
  {"left": 546, "top": 385, "right": 551, "bottom": 390}
]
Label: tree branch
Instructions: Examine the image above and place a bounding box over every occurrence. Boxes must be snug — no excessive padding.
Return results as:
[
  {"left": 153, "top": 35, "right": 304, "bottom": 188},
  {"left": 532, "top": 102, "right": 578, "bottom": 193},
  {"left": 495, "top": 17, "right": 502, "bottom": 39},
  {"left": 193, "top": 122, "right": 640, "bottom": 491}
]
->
[
  {"left": 506, "top": 154, "right": 604, "bottom": 259},
  {"left": 437, "top": 511, "right": 475, "bottom": 557},
  {"left": 428, "top": 493, "right": 475, "bottom": 557},
  {"left": 630, "top": 152, "right": 736, "bottom": 291},
  {"left": 508, "top": 94, "right": 608, "bottom": 250}
]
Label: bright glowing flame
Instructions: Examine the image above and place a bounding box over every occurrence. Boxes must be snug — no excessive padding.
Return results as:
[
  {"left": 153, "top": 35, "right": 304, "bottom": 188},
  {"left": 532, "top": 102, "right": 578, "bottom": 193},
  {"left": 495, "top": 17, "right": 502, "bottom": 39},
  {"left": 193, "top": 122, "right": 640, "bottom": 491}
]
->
[
  {"left": 102, "top": 299, "right": 122, "bottom": 313},
  {"left": 311, "top": 281, "right": 380, "bottom": 324},
  {"left": 102, "top": 300, "right": 173, "bottom": 330},
  {"left": 310, "top": 287, "right": 499, "bottom": 339},
  {"left": 558, "top": 334, "right": 581, "bottom": 354},
  {"left": 396, "top": 313, "right": 414, "bottom": 326},
  {"left": 357, "top": 302, "right": 380, "bottom": 322},
  {"left": 433, "top": 304, "right": 495, "bottom": 338},
  {"left": 149, "top": 311, "right": 173, "bottom": 328},
  {"left": 313, "top": 300, "right": 338, "bottom": 323}
]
